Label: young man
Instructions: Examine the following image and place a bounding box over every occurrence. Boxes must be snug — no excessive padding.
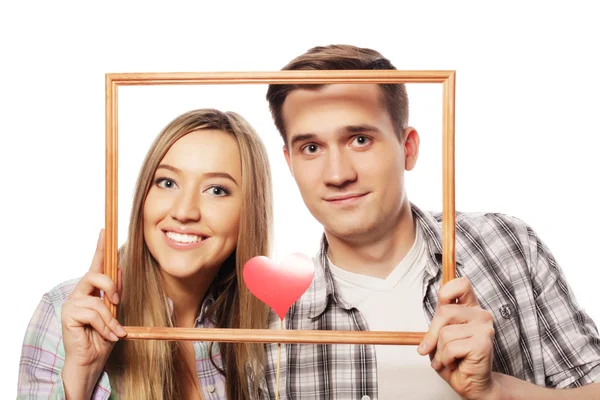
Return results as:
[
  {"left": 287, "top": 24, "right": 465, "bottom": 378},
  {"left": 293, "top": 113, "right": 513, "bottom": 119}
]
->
[{"left": 261, "top": 45, "right": 600, "bottom": 399}]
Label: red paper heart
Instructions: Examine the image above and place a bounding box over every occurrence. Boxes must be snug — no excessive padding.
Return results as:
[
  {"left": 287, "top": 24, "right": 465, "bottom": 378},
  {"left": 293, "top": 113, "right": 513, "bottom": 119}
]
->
[{"left": 243, "top": 253, "right": 315, "bottom": 320}]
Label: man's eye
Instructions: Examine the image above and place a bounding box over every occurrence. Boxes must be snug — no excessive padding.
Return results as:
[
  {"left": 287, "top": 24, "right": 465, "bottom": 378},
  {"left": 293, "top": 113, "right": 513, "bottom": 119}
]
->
[
  {"left": 302, "top": 144, "right": 319, "bottom": 154},
  {"left": 353, "top": 136, "right": 371, "bottom": 146}
]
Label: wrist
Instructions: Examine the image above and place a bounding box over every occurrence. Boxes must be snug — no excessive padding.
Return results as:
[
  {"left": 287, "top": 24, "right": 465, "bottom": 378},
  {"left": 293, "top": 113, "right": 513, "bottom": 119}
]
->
[
  {"left": 482, "top": 373, "right": 518, "bottom": 400},
  {"left": 465, "top": 373, "right": 506, "bottom": 400},
  {"left": 62, "top": 360, "right": 103, "bottom": 400},
  {"left": 484, "top": 376, "right": 506, "bottom": 400}
]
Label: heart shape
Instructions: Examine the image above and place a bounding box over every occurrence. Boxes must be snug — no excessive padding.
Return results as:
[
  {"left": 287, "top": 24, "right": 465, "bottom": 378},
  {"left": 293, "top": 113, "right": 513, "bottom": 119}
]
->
[{"left": 243, "top": 253, "right": 315, "bottom": 320}]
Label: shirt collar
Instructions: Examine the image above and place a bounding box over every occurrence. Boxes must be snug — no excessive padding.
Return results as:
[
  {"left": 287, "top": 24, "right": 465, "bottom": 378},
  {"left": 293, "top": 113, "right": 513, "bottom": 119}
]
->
[
  {"left": 165, "top": 288, "right": 217, "bottom": 326},
  {"left": 307, "top": 202, "right": 465, "bottom": 319}
]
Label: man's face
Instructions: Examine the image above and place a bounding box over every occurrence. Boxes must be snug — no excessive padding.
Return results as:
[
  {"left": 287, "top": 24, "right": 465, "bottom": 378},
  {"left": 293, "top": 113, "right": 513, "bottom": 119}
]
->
[{"left": 282, "top": 84, "right": 419, "bottom": 241}]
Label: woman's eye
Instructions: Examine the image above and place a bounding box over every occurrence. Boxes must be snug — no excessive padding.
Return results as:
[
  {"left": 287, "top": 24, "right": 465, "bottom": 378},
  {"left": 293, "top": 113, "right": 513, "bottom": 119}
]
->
[
  {"left": 155, "top": 178, "right": 177, "bottom": 189},
  {"left": 207, "top": 186, "right": 229, "bottom": 196}
]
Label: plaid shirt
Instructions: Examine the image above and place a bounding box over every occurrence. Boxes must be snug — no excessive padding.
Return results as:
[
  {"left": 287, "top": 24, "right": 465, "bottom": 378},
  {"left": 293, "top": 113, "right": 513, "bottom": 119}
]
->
[
  {"left": 260, "top": 203, "right": 600, "bottom": 399},
  {"left": 17, "top": 278, "right": 226, "bottom": 400}
]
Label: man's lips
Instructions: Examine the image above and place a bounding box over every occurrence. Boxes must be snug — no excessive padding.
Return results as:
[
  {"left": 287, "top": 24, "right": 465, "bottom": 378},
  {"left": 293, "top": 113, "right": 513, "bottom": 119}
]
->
[{"left": 324, "top": 192, "right": 369, "bottom": 202}]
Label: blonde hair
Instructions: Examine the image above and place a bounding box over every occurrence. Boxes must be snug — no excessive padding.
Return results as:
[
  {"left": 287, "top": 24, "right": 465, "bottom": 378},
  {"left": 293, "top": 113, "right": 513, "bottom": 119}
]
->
[{"left": 107, "top": 109, "right": 273, "bottom": 399}]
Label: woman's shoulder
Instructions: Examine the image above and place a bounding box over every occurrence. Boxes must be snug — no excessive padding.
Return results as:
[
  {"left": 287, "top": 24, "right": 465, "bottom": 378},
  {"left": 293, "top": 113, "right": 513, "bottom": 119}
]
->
[{"left": 37, "top": 277, "right": 82, "bottom": 311}]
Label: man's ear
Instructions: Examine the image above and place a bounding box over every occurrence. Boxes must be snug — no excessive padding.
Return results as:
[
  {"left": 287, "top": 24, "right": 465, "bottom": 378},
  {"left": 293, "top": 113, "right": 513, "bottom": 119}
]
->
[
  {"left": 403, "top": 127, "right": 420, "bottom": 171},
  {"left": 283, "top": 145, "right": 294, "bottom": 177}
]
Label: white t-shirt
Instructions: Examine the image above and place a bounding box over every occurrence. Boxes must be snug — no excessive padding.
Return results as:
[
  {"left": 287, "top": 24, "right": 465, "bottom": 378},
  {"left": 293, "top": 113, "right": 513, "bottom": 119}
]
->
[{"left": 328, "top": 224, "right": 461, "bottom": 399}]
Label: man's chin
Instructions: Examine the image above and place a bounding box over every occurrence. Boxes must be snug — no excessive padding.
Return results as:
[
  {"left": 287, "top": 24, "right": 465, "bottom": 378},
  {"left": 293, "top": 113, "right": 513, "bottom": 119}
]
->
[{"left": 325, "top": 222, "right": 374, "bottom": 240}]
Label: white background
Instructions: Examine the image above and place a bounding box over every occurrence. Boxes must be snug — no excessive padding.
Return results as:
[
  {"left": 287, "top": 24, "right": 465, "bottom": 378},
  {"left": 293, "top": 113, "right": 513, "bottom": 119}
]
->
[{"left": 2, "top": 0, "right": 599, "bottom": 393}]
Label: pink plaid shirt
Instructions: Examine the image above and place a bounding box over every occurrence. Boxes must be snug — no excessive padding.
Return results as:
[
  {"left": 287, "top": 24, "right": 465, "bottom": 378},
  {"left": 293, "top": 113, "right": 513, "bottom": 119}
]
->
[{"left": 17, "top": 278, "right": 226, "bottom": 399}]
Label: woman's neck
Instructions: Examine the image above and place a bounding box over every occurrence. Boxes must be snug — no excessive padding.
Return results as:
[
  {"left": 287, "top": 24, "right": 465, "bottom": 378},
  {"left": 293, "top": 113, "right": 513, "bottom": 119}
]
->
[{"left": 161, "top": 268, "right": 219, "bottom": 328}]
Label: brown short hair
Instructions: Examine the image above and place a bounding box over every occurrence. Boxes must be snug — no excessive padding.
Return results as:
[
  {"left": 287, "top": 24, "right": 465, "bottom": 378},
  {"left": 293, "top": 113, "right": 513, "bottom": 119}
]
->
[{"left": 266, "top": 44, "right": 409, "bottom": 144}]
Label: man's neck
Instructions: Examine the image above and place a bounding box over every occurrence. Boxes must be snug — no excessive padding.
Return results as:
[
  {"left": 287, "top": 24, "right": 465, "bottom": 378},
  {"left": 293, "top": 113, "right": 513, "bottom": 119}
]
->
[
  {"left": 326, "top": 201, "right": 416, "bottom": 279},
  {"left": 161, "top": 268, "right": 218, "bottom": 328}
]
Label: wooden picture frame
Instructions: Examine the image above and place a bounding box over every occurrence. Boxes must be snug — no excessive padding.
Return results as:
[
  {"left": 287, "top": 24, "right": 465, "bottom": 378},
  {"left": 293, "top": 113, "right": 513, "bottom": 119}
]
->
[{"left": 104, "top": 70, "right": 456, "bottom": 345}]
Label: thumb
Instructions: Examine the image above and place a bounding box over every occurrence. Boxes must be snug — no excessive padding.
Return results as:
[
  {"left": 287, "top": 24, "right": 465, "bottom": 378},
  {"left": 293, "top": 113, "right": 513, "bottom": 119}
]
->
[{"left": 89, "top": 229, "right": 105, "bottom": 274}]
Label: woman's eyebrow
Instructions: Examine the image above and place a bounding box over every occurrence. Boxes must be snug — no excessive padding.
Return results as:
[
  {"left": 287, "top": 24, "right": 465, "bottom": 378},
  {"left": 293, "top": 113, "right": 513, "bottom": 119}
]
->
[
  {"left": 202, "top": 172, "right": 238, "bottom": 186},
  {"left": 156, "top": 165, "right": 238, "bottom": 186},
  {"left": 156, "top": 164, "right": 180, "bottom": 173}
]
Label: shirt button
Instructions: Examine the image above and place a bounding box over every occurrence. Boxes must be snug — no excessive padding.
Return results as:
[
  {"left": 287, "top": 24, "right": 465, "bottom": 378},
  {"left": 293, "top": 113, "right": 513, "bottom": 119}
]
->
[
  {"left": 207, "top": 384, "right": 215, "bottom": 393},
  {"left": 361, "top": 396, "right": 370, "bottom": 400}
]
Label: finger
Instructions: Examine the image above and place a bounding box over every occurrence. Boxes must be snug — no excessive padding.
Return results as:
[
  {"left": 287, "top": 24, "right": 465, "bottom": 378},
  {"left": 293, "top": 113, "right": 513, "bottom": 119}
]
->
[
  {"left": 65, "top": 306, "right": 119, "bottom": 343},
  {"left": 438, "top": 277, "right": 479, "bottom": 307},
  {"left": 431, "top": 338, "right": 472, "bottom": 377},
  {"left": 117, "top": 267, "right": 123, "bottom": 300},
  {"left": 73, "top": 296, "right": 127, "bottom": 338},
  {"left": 71, "top": 271, "right": 119, "bottom": 304},
  {"left": 88, "top": 230, "right": 105, "bottom": 298},
  {"left": 431, "top": 324, "right": 476, "bottom": 371},
  {"left": 418, "top": 304, "right": 487, "bottom": 355},
  {"left": 434, "top": 329, "right": 494, "bottom": 374}
]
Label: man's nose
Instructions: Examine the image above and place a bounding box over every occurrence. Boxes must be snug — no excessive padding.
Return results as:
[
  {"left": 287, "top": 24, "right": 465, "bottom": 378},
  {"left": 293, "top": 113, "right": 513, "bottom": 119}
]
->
[{"left": 322, "top": 148, "right": 357, "bottom": 188}]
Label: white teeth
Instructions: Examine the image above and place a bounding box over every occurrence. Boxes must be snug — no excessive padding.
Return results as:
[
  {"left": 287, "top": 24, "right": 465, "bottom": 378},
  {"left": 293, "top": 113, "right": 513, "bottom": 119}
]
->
[{"left": 165, "top": 231, "right": 203, "bottom": 244}]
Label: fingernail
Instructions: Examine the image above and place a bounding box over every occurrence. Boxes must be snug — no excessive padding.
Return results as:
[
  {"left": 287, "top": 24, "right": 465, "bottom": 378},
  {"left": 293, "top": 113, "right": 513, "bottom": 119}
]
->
[
  {"left": 110, "top": 332, "right": 119, "bottom": 342},
  {"left": 113, "top": 293, "right": 120, "bottom": 304},
  {"left": 116, "top": 324, "right": 126, "bottom": 336},
  {"left": 417, "top": 341, "right": 427, "bottom": 354}
]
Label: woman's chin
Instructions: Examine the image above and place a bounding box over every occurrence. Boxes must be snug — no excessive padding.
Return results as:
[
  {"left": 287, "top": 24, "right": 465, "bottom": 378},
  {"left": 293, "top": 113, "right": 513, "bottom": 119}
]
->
[{"left": 159, "top": 261, "right": 213, "bottom": 280}]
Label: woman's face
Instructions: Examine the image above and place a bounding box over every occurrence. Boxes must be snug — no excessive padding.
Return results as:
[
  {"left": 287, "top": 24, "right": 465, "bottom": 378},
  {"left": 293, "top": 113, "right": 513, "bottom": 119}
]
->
[{"left": 143, "top": 129, "right": 242, "bottom": 279}]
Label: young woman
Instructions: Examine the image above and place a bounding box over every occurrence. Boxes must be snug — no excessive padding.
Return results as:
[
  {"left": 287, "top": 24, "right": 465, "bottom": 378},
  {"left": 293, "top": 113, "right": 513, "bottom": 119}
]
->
[{"left": 18, "top": 108, "right": 273, "bottom": 399}]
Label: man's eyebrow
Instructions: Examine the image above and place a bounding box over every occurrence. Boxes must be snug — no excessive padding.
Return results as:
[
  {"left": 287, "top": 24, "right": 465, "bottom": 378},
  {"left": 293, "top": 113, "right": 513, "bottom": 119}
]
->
[
  {"left": 342, "top": 124, "right": 381, "bottom": 134},
  {"left": 288, "top": 125, "right": 381, "bottom": 148},
  {"left": 156, "top": 165, "right": 238, "bottom": 186},
  {"left": 289, "top": 133, "right": 318, "bottom": 148}
]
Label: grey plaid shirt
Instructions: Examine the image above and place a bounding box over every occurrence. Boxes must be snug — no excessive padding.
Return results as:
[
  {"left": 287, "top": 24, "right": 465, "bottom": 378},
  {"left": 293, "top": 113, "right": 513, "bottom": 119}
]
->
[{"left": 258, "top": 203, "right": 600, "bottom": 399}]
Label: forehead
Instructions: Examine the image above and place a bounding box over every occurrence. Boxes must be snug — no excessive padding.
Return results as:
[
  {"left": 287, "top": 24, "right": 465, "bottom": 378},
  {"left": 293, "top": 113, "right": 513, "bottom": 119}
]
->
[
  {"left": 282, "top": 84, "right": 390, "bottom": 137},
  {"left": 160, "top": 129, "right": 241, "bottom": 176}
]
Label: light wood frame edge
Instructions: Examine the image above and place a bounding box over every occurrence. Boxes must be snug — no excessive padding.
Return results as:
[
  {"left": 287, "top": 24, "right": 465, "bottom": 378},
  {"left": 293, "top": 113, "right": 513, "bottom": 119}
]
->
[{"left": 104, "top": 70, "right": 457, "bottom": 345}]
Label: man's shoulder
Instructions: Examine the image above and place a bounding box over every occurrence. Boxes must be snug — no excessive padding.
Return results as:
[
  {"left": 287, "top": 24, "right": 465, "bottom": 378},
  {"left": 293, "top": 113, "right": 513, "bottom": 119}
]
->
[
  {"left": 417, "top": 207, "right": 539, "bottom": 261},
  {"left": 425, "top": 208, "right": 533, "bottom": 237}
]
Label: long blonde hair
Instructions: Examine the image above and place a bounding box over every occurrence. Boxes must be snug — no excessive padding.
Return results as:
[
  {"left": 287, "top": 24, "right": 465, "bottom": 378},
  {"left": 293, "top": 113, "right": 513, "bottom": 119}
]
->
[{"left": 107, "top": 109, "right": 273, "bottom": 399}]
